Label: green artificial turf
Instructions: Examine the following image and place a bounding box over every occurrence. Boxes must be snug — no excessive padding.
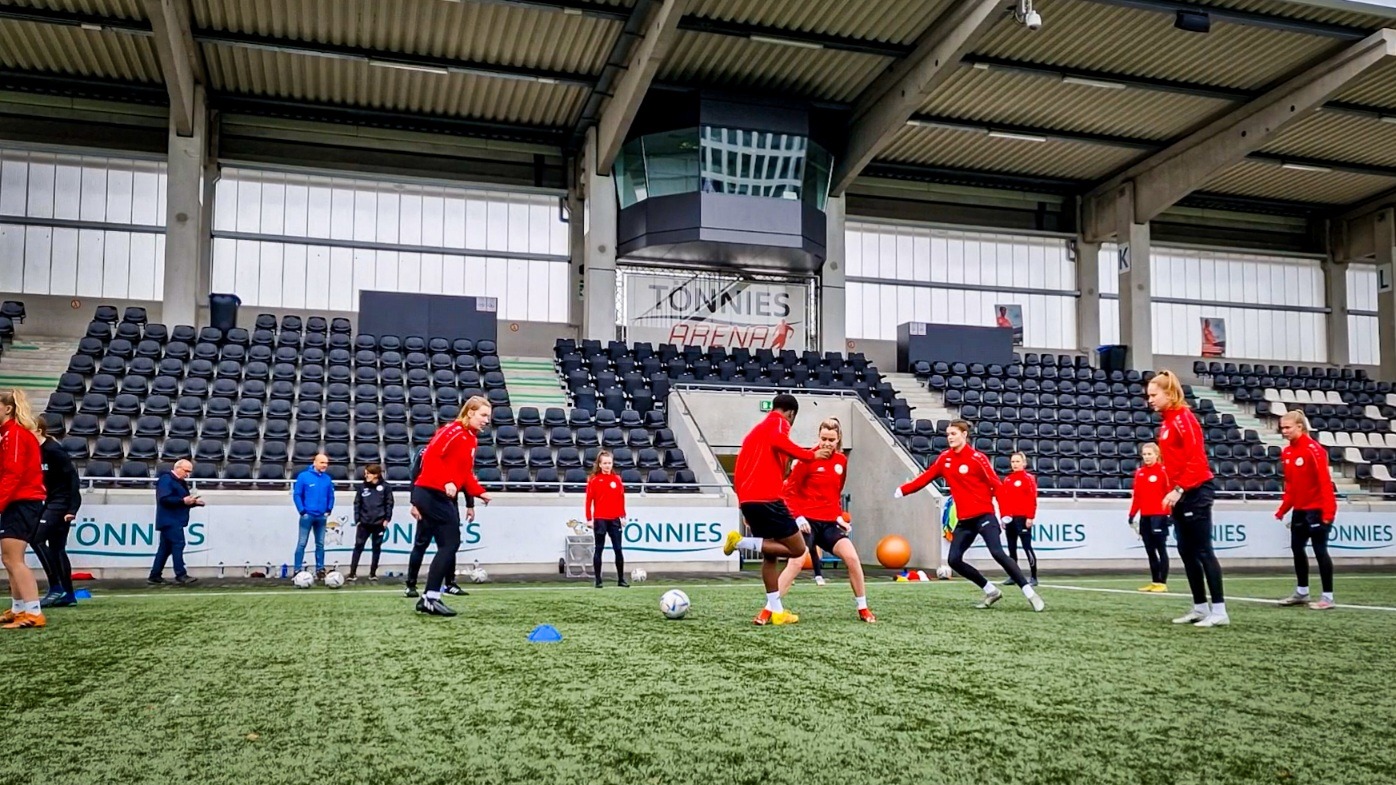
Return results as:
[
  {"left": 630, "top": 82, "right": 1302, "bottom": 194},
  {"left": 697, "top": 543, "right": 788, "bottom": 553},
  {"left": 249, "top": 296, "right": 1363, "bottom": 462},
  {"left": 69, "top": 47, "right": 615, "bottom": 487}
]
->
[{"left": 6, "top": 574, "right": 1395, "bottom": 785}]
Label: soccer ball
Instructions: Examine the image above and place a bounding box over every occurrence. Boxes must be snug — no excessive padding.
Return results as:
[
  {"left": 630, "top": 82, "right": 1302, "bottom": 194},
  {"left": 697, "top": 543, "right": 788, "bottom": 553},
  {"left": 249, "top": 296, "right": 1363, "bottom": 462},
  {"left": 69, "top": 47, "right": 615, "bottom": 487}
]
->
[
  {"left": 324, "top": 571, "right": 345, "bottom": 589},
  {"left": 936, "top": 564, "right": 953, "bottom": 580},
  {"left": 470, "top": 568, "right": 489, "bottom": 584},
  {"left": 292, "top": 571, "right": 315, "bottom": 589},
  {"left": 630, "top": 568, "right": 647, "bottom": 583},
  {"left": 659, "top": 589, "right": 690, "bottom": 620}
]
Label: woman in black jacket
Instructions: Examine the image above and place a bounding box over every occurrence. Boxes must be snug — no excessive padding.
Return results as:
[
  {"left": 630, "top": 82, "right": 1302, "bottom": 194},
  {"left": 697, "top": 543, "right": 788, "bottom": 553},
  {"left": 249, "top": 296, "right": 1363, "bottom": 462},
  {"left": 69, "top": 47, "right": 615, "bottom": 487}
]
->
[
  {"left": 35, "top": 420, "right": 82, "bottom": 607},
  {"left": 349, "top": 463, "right": 394, "bottom": 581}
]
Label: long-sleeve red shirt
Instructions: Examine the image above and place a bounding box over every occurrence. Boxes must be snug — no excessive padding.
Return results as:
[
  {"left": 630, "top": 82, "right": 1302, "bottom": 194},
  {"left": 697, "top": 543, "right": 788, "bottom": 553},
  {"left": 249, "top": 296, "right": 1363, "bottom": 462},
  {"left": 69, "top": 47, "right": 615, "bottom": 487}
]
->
[
  {"left": 1157, "top": 406, "right": 1214, "bottom": 492},
  {"left": 900, "top": 446, "right": 1001, "bottom": 520},
  {"left": 1277, "top": 434, "right": 1337, "bottom": 522},
  {"left": 585, "top": 472, "right": 627, "bottom": 520},
  {"left": 0, "top": 418, "right": 45, "bottom": 510},
  {"left": 1130, "top": 463, "right": 1171, "bottom": 518},
  {"left": 783, "top": 452, "right": 847, "bottom": 520},
  {"left": 997, "top": 470, "right": 1038, "bottom": 519},
  {"left": 414, "top": 422, "right": 487, "bottom": 499},
  {"left": 735, "top": 412, "right": 817, "bottom": 504}
]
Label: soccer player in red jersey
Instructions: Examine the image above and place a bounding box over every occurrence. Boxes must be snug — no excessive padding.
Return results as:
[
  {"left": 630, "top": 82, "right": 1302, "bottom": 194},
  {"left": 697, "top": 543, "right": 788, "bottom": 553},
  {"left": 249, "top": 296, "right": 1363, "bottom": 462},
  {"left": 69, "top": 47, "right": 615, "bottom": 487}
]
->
[
  {"left": 1129, "top": 443, "right": 1172, "bottom": 593},
  {"left": 585, "top": 450, "right": 629, "bottom": 589},
  {"left": 1274, "top": 411, "right": 1338, "bottom": 610},
  {"left": 896, "top": 420, "right": 1044, "bottom": 611},
  {"left": 0, "top": 390, "right": 49, "bottom": 630},
  {"left": 722, "top": 394, "right": 832, "bottom": 625},
  {"left": 997, "top": 452, "right": 1039, "bottom": 587}
]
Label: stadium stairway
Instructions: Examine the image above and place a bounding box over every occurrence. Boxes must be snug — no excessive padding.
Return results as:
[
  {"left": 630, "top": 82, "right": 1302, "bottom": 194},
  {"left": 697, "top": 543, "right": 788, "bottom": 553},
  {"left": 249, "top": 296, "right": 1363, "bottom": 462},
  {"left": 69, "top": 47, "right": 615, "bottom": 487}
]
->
[
  {"left": 884, "top": 371, "right": 954, "bottom": 424},
  {"left": 1203, "top": 391, "right": 1362, "bottom": 497},
  {"left": 0, "top": 335, "right": 71, "bottom": 413},
  {"left": 499, "top": 357, "right": 570, "bottom": 409}
]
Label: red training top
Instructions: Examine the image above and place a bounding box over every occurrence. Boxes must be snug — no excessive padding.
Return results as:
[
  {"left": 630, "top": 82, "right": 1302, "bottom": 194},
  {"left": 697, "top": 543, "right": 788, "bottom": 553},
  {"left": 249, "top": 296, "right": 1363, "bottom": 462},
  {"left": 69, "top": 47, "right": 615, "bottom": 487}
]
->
[
  {"left": 1277, "top": 433, "right": 1337, "bottom": 523},
  {"left": 0, "top": 419, "right": 46, "bottom": 510},
  {"left": 734, "top": 412, "right": 817, "bottom": 504},
  {"left": 900, "top": 446, "right": 1001, "bottom": 520},
  {"left": 783, "top": 452, "right": 847, "bottom": 521},
  {"left": 413, "top": 422, "right": 487, "bottom": 499},
  {"left": 1130, "top": 463, "right": 1171, "bottom": 518},
  {"left": 585, "top": 471, "right": 627, "bottom": 521},
  {"left": 997, "top": 470, "right": 1038, "bottom": 519},
  {"left": 1156, "top": 406, "right": 1214, "bottom": 491}
]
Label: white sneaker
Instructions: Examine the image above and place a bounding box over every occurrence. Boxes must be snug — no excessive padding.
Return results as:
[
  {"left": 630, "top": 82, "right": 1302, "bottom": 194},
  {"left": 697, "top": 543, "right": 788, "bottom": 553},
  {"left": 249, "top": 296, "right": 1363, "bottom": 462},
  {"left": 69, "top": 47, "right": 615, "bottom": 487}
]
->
[
  {"left": 1028, "top": 593, "right": 1045, "bottom": 612},
  {"left": 975, "top": 589, "right": 1003, "bottom": 609},
  {"left": 813, "top": 576, "right": 826, "bottom": 587},
  {"left": 1172, "top": 609, "right": 1207, "bottom": 624},
  {"left": 1195, "top": 613, "right": 1230, "bottom": 628}
]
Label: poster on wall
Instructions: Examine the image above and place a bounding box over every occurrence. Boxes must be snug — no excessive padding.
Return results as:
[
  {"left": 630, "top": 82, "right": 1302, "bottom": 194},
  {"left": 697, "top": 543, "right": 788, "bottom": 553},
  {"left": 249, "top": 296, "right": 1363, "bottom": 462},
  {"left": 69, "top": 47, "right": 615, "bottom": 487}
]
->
[
  {"left": 1201, "top": 317, "right": 1227, "bottom": 357},
  {"left": 625, "top": 272, "right": 807, "bottom": 351},
  {"left": 994, "top": 304, "right": 1024, "bottom": 346}
]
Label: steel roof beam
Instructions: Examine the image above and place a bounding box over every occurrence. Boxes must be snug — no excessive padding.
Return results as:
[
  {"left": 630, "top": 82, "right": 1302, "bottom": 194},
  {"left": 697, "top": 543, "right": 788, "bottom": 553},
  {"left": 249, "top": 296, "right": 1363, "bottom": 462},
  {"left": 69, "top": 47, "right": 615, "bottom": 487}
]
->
[
  {"left": 1076, "top": 0, "right": 1370, "bottom": 39},
  {"left": 141, "top": 0, "right": 205, "bottom": 136}
]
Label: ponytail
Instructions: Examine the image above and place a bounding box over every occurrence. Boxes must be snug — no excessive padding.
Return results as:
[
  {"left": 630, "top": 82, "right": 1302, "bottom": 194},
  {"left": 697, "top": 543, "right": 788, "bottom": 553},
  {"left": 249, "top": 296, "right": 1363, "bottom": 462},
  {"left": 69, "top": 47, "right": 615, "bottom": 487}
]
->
[{"left": 0, "top": 389, "right": 39, "bottom": 436}]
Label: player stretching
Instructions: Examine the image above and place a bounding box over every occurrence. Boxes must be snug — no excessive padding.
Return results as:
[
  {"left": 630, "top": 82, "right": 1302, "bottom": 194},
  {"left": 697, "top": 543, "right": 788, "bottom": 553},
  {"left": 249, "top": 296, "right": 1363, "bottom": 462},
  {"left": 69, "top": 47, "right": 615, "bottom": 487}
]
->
[
  {"left": 776, "top": 417, "right": 876, "bottom": 622},
  {"left": 722, "top": 394, "right": 831, "bottom": 625},
  {"left": 1275, "top": 411, "right": 1337, "bottom": 610},
  {"left": 895, "top": 420, "right": 1044, "bottom": 611}
]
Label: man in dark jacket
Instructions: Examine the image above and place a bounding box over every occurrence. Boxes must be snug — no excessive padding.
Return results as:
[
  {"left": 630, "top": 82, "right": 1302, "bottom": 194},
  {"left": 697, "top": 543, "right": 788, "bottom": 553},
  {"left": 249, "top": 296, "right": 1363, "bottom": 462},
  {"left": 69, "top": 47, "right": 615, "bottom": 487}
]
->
[
  {"left": 149, "top": 459, "right": 204, "bottom": 585},
  {"left": 348, "top": 463, "right": 393, "bottom": 581},
  {"left": 36, "top": 420, "right": 82, "bottom": 607}
]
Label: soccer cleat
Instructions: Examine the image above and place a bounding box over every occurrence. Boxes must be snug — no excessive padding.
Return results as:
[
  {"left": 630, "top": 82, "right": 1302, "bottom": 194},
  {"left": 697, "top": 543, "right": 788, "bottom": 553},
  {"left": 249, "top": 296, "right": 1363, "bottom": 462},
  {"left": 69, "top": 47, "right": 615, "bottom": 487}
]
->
[
  {"left": 722, "top": 530, "right": 743, "bottom": 556},
  {"left": 1028, "top": 593, "right": 1045, "bottom": 612},
  {"left": 444, "top": 583, "right": 467, "bottom": 596},
  {"left": 1138, "top": 583, "right": 1157, "bottom": 592},
  {"left": 0, "top": 609, "right": 15, "bottom": 624},
  {"left": 38, "top": 591, "right": 64, "bottom": 608},
  {"left": 347, "top": 574, "right": 358, "bottom": 582},
  {"left": 415, "top": 597, "right": 457, "bottom": 617},
  {"left": 1278, "top": 592, "right": 1310, "bottom": 607},
  {"left": 1172, "top": 609, "right": 1207, "bottom": 624},
  {"left": 1029, "top": 577, "right": 1039, "bottom": 587},
  {"left": 1194, "top": 613, "right": 1230, "bottom": 628},
  {"left": 44, "top": 593, "right": 76, "bottom": 608},
  {"left": 752, "top": 608, "right": 773, "bottom": 626},
  {"left": 403, "top": 585, "right": 420, "bottom": 598},
  {"left": 975, "top": 589, "right": 1003, "bottom": 609},
  {"left": 1148, "top": 583, "right": 1169, "bottom": 593},
  {"left": 2, "top": 612, "right": 46, "bottom": 629},
  {"left": 617, "top": 579, "right": 630, "bottom": 588},
  {"left": 814, "top": 576, "right": 826, "bottom": 587},
  {"left": 1309, "top": 598, "right": 1336, "bottom": 610},
  {"left": 594, "top": 580, "right": 604, "bottom": 588},
  {"left": 858, "top": 608, "right": 877, "bottom": 623},
  {"left": 771, "top": 610, "right": 799, "bottom": 625}
]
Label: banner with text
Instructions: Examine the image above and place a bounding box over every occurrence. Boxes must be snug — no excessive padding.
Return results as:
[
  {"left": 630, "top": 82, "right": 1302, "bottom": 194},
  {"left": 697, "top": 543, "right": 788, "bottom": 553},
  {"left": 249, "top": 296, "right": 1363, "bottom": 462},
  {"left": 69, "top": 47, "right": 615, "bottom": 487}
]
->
[
  {"left": 625, "top": 272, "right": 807, "bottom": 351},
  {"left": 35, "top": 505, "right": 740, "bottom": 570}
]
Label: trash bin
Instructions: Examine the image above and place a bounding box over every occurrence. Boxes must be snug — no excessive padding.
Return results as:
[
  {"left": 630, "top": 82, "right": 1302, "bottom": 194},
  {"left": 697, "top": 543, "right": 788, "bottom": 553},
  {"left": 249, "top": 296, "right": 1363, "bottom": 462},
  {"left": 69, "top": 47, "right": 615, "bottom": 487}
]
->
[
  {"left": 1097, "top": 344, "right": 1128, "bottom": 374},
  {"left": 208, "top": 292, "right": 242, "bottom": 332}
]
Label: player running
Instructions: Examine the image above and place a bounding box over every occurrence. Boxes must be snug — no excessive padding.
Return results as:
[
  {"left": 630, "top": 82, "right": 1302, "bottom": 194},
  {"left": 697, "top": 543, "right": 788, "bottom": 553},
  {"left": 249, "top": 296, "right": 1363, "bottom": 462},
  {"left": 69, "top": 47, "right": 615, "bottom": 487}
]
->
[
  {"left": 895, "top": 420, "right": 1044, "bottom": 611},
  {"left": 722, "top": 393, "right": 832, "bottom": 626},
  {"left": 1274, "top": 411, "right": 1337, "bottom": 610},
  {"left": 998, "top": 452, "right": 1039, "bottom": 587},
  {"left": 1129, "top": 443, "right": 1171, "bottom": 593},
  {"left": 776, "top": 417, "right": 876, "bottom": 622}
]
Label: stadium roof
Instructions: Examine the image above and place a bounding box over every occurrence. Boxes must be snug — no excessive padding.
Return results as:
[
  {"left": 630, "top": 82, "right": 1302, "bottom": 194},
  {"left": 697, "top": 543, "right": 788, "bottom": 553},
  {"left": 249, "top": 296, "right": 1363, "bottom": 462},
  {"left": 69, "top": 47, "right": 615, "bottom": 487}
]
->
[{"left": 4, "top": 0, "right": 1396, "bottom": 220}]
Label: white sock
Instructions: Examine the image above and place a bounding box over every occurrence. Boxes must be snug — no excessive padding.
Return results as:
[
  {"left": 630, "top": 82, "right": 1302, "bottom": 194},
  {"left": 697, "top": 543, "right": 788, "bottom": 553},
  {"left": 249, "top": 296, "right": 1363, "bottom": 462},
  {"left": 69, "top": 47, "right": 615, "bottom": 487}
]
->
[
  {"left": 1321, "top": 592, "right": 1333, "bottom": 602},
  {"left": 23, "top": 600, "right": 41, "bottom": 614},
  {"left": 765, "top": 591, "right": 783, "bottom": 613},
  {"left": 737, "top": 537, "right": 762, "bottom": 551},
  {"left": 983, "top": 581, "right": 997, "bottom": 595},
  {"left": 1295, "top": 586, "right": 1310, "bottom": 596},
  {"left": 855, "top": 596, "right": 867, "bottom": 610},
  {"left": 1211, "top": 602, "right": 1226, "bottom": 616},
  {"left": 424, "top": 590, "right": 442, "bottom": 600},
  {"left": 10, "top": 599, "right": 21, "bottom": 614},
  {"left": 1021, "top": 584, "right": 1038, "bottom": 599},
  {"left": 1193, "top": 603, "right": 1209, "bottom": 614}
]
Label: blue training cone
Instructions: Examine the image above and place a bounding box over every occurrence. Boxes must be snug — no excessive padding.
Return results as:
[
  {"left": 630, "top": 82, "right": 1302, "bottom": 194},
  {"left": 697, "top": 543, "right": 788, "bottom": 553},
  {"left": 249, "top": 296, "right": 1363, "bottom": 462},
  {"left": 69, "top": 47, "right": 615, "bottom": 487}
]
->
[
  {"left": 527, "top": 624, "right": 563, "bottom": 643},
  {"left": 74, "top": 589, "right": 93, "bottom": 600}
]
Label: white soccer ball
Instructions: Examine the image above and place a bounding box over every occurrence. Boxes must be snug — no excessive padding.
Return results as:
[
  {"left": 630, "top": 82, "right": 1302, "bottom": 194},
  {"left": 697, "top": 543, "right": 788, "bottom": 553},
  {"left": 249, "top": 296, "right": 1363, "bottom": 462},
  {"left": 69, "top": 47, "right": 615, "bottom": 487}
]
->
[
  {"left": 630, "top": 568, "right": 647, "bottom": 583},
  {"left": 936, "top": 564, "right": 953, "bottom": 580},
  {"left": 324, "top": 571, "right": 345, "bottom": 589},
  {"left": 292, "top": 570, "right": 315, "bottom": 589},
  {"left": 470, "top": 568, "right": 489, "bottom": 584},
  {"left": 659, "top": 589, "right": 690, "bottom": 620}
]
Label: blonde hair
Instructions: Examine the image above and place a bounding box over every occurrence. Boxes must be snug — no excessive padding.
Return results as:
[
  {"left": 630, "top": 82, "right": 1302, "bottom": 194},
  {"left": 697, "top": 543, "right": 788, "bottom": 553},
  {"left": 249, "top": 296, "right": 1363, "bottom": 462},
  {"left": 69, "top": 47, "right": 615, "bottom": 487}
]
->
[
  {"left": 458, "top": 395, "right": 492, "bottom": 426},
  {"left": 0, "top": 389, "right": 39, "bottom": 436},
  {"left": 1147, "top": 370, "right": 1189, "bottom": 411},
  {"left": 818, "top": 416, "right": 843, "bottom": 447},
  {"left": 1010, "top": 451, "right": 1028, "bottom": 465},
  {"left": 590, "top": 449, "right": 614, "bottom": 477},
  {"left": 1280, "top": 410, "right": 1311, "bottom": 433},
  {"left": 1140, "top": 441, "right": 1160, "bottom": 458}
]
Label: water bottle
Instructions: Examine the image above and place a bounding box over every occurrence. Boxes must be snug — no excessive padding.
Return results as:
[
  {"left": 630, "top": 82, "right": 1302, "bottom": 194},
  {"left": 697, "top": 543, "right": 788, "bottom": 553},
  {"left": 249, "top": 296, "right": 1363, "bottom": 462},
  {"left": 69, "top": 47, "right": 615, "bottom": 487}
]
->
[
  {"left": 280, "top": 563, "right": 288, "bottom": 579},
  {"left": 217, "top": 562, "right": 225, "bottom": 579}
]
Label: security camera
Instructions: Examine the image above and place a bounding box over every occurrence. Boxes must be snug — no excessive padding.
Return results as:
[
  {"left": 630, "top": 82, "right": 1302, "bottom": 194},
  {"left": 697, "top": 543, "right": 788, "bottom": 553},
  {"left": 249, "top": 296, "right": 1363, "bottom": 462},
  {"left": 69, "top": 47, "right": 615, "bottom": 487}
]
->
[
  {"left": 1014, "top": 0, "right": 1042, "bottom": 30},
  {"left": 1024, "top": 9, "right": 1042, "bottom": 29}
]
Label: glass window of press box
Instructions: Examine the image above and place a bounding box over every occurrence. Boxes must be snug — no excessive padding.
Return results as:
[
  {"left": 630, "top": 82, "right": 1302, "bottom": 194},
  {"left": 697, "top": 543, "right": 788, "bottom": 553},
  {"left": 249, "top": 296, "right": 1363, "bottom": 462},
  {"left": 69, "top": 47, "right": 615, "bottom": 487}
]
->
[{"left": 615, "top": 126, "right": 832, "bottom": 211}]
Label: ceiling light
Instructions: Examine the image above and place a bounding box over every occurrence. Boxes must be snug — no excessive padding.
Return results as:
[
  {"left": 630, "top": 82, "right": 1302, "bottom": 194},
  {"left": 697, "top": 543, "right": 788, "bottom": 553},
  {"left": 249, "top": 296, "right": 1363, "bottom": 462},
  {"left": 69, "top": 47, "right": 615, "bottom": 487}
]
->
[
  {"left": 906, "top": 119, "right": 978, "bottom": 132},
  {"left": 369, "top": 60, "right": 449, "bottom": 75},
  {"left": 1280, "top": 162, "right": 1332, "bottom": 173},
  {"left": 80, "top": 23, "right": 103, "bottom": 32},
  {"left": 988, "top": 130, "right": 1048, "bottom": 143},
  {"left": 1062, "top": 75, "right": 1125, "bottom": 90},
  {"left": 1380, "top": 115, "right": 1396, "bottom": 125},
  {"left": 971, "top": 61, "right": 993, "bottom": 70},
  {"left": 1174, "top": 10, "right": 1211, "bottom": 33},
  {"left": 749, "top": 34, "right": 824, "bottom": 50}
]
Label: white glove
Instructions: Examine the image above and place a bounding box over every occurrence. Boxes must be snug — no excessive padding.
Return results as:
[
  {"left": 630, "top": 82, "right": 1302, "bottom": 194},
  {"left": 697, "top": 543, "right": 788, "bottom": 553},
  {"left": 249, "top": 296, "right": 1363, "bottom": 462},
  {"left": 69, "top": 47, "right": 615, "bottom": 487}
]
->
[
  {"left": 796, "top": 516, "right": 810, "bottom": 533},
  {"left": 893, "top": 488, "right": 904, "bottom": 499}
]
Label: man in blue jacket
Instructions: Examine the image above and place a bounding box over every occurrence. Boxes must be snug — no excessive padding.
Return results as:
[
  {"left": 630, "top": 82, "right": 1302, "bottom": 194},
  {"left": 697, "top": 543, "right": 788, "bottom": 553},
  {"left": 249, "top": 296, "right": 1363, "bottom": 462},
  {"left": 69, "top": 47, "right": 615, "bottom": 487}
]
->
[
  {"left": 149, "top": 459, "right": 204, "bottom": 586},
  {"left": 292, "top": 453, "right": 335, "bottom": 581}
]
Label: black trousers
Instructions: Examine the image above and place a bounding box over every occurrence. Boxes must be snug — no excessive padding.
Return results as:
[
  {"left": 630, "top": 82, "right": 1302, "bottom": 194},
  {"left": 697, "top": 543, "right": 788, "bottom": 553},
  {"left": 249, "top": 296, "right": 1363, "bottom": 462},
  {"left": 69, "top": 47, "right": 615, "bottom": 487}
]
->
[
  {"left": 1171, "top": 481, "right": 1224, "bottom": 605},
  {"left": 407, "top": 522, "right": 458, "bottom": 588},
  {"left": 350, "top": 522, "right": 386, "bottom": 577},
  {"left": 411, "top": 487, "right": 461, "bottom": 595},
  {"left": 32, "top": 503, "right": 75, "bottom": 595},
  {"left": 1290, "top": 509, "right": 1333, "bottom": 594},
  {"left": 1140, "top": 515, "right": 1170, "bottom": 585},
  {"left": 946, "top": 514, "right": 1028, "bottom": 589},
  {"left": 1003, "top": 516, "right": 1037, "bottom": 581},
  {"left": 592, "top": 519, "right": 624, "bottom": 580}
]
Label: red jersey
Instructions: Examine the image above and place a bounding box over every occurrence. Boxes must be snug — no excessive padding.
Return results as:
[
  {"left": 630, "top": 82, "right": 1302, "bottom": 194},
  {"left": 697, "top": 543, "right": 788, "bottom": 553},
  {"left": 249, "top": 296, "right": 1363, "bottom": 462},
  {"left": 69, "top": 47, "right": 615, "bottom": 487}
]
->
[
  {"left": 585, "top": 472, "right": 627, "bottom": 520},
  {"left": 0, "top": 418, "right": 45, "bottom": 510},
  {"left": 735, "top": 412, "right": 817, "bottom": 504},
  {"left": 413, "top": 422, "right": 486, "bottom": 499},
  {"left": 1130, "top": 463, "right": 1171, "bottom": 518},
  {"left": 1157, "top": 406, "right": 1214, "bottom": 491},
  {"left": 900, "top": 446, "right": 1001, "bottom": 520},
  {"left": 997, "top": 470, "right": 1038, "bottom": 519},
  {"left": 1277, "top": 434, "right": 1337, "bottom": 522},
  {"left": 783, "top": 452, "right": 847, "bottom": 521}
]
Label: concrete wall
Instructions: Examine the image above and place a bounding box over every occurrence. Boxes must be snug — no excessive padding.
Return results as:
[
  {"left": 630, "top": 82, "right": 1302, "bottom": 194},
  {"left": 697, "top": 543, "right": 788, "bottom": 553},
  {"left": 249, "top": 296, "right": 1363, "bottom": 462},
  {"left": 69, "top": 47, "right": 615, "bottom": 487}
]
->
[
  {"left": 846, "top": 401, "right": 944, "bottom": 569},
  {"left": 677, "top": 390, "right": 856, "bottom": 450},
  {"left": 665, "top": 389, "right": 736, "bottom": 493}
]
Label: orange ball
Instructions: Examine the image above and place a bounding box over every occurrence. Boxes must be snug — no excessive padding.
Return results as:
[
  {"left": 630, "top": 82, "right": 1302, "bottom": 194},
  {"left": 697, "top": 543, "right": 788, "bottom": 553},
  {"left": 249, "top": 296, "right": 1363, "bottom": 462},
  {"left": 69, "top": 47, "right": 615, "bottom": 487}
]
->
[
  {"left": 876, "top": 535, "right": 912, "bottom": 569},
  {"left": 802, "top": 551, "right": 814, "bottom": 570}
]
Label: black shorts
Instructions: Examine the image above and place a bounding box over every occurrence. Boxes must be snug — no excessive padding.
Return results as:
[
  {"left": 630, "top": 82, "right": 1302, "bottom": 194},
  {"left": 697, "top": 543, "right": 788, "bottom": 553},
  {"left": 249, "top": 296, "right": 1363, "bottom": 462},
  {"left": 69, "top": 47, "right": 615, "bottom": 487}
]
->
[
  {"left": 411, "top": 485, "right": 461, "bottom": 528},
  {"left": 740, "top": 501, "right": 799, "bottom": 540},
  {"left": 0, "top": 500, "right": 44, "bottom": 543},
  {"left": 1140, "top": 515, "right": 1170, "bottom": 536},
  {"left": 806, "top": 519, "right": 849, "bottom": 552}
]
